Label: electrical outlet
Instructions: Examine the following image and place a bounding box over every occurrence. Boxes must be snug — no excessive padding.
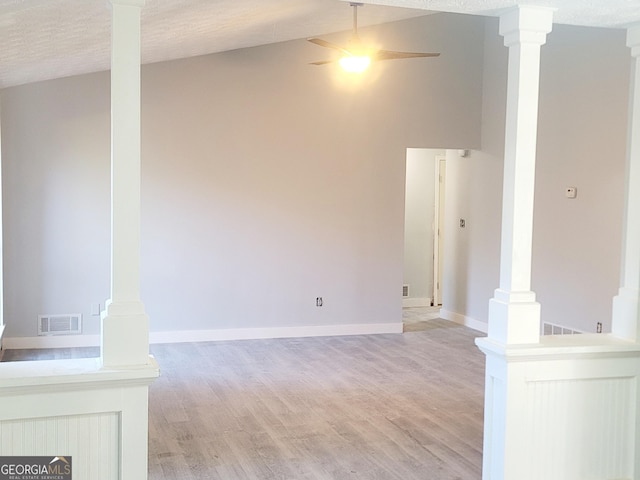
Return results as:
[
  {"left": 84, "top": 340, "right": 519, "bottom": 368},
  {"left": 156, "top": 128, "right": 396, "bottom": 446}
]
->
[
  {"left": 316, "top": 297, "right": 323, "bottom": 307},
  {"left": 459, "top": 218, "right": 466, "bottom": 228},
  {"left": 596, "top": 322, "right": 602, "bottom": 333}
]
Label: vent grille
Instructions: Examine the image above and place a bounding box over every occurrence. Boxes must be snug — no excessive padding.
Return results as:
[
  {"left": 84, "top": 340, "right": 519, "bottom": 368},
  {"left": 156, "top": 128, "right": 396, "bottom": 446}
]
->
[
  {"left": 542, "top": 322, "right": 583, "bottom": 336},
  {"left": 402, "top": 284, "right": 410, "bottom": 297},
  {"left": 38, "top": 314, "right": 82, "bottom": 336}
]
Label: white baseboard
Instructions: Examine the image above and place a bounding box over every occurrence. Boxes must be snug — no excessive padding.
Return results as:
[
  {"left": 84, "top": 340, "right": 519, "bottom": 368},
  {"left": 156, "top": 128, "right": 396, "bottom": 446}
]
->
[
  {"left": 439, "top": 309, "right": 488, "bottom": 333},
  {"left": 3, "top": 334, "right": 101, "bottom": 350},
  {"left": 402, "top": 297, "right": 432, "bottom": 308},
  {"left": 149, "top": 322, "right": 403, "bottom": 344},
  {"left": 2, "top": 322, "right": 404, "bottom": 349}
]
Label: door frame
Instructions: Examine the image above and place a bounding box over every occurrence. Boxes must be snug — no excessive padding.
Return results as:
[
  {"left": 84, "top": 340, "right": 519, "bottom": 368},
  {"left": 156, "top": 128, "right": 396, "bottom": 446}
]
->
[{"left": 432, "top": 155, "right": 446, "bottom": 306}]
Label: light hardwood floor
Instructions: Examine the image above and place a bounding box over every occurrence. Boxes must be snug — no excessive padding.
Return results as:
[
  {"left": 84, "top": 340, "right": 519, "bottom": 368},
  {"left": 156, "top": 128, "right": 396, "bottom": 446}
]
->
[
  {"left": 3, "top": 312, "right": 485, "bottom": 479},
  {"left": 402, "top": 306, "right": 443, "bottom": 332}
]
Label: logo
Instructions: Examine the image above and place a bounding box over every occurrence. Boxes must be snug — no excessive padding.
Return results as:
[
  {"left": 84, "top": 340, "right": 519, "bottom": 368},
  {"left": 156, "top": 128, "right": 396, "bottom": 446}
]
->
[{"left": 0, "top": 456, "right": 72, "bottom": 480}]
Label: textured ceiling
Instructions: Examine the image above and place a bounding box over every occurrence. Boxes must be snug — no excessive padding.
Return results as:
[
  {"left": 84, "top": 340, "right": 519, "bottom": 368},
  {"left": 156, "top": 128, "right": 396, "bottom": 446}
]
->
[
  {"left": 1, "top": 0, "right": 639, "bottom": 89},
  {"left": 366, "top": 0, "right": 640, "bottom": 28},
  {"left": 0, "top": 0, "right": 430, "bottom": 89}
]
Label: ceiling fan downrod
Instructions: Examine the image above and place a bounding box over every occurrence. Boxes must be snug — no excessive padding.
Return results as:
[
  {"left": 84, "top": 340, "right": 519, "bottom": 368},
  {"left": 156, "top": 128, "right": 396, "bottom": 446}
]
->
[{"left": 350, "top": 2, "right": 363, "bottom": 37}]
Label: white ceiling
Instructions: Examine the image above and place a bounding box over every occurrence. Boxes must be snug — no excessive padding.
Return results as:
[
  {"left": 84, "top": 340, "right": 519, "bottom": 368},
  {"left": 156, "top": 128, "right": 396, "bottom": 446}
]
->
[{"left": 1, "top": 0, "right": 639, "bottom": 89}]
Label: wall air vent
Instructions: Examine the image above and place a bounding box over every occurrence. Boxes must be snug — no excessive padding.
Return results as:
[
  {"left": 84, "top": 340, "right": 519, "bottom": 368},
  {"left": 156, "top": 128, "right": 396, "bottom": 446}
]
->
[
  {"left": 402, "top": 284, "right": 410, "bottom": 298},
  {"left": 38, "top": 314, "right": 82, "bottom": 336},
  {"left": 542, "top": 322, "right": 582, "bottom": 336}
]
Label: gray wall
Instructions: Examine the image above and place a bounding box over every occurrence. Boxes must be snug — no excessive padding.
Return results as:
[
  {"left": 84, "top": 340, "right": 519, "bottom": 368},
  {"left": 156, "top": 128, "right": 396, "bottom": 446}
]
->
[
  {"left": 1, "top": 13, "right": 484, "bottom": 337},
  {"left": 533, "top": 23, "right": 628, "bottom": 332},
  {"left": 2, "top": 75, "right": 111, "bottom": 336},
  {"left": 1, "top": 12, "right": 629, "bottom": 339},
  {"left": 442, "top": 18, "right": 629, "bottom": 333}
]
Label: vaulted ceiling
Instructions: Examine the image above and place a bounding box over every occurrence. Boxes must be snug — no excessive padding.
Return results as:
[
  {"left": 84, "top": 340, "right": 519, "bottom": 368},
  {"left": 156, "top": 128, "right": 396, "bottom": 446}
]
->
[{"left": 1, "top": 0, "right": 639, "bottom": 89}]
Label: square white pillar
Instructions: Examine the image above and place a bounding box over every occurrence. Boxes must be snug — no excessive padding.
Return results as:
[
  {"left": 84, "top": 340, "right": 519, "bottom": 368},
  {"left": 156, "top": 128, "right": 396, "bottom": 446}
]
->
[
  {"left": 101, "top": 0, "right": 150, "bottom": 367},
  {"left": 477, "top": 6, "right": 554, "bottom": 480},
  {"left": 488, "top": 6, "right": 553, "bottom": 345},
  {"left": 612, "top": 24, "right": 640, "bottom": 342}
]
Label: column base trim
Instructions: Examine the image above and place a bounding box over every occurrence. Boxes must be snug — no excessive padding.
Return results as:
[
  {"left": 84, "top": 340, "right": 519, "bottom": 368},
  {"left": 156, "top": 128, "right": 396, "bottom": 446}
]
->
[
  {"left": 101, "top": 312, "right": 150, "bottom": 367},
  {"left": 488, "top": 293, "right": 541, "bottom": 344},
  {"left": 612, "top": 286, "right": 640, "bottom": 340}
]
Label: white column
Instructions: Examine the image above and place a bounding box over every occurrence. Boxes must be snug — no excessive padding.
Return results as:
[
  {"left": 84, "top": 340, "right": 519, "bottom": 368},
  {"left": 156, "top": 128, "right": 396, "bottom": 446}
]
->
[
  {"left": 487, "top": 6, "right": 553, "bottom": 345},
  {"left": 612, "top": 25, "right": 640, "bottom": 342},
  {"left": 0, "top": 100, "right": 4, "bottom": 336},
  {"left": 476, "top": 10, "right": 640, "bottom": 480},
  {"left": 101, "top": 0, "right": 150, "bottom": 367}
]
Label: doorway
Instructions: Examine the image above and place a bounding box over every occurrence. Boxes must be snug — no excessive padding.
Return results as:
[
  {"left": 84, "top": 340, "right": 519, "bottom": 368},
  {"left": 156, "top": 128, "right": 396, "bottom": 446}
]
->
[
  {"left": 433, "top": 156, "right": 446, "bottom": 306},
  {"left": 402, "top": 148, "right": 446, "bottom": 330}
]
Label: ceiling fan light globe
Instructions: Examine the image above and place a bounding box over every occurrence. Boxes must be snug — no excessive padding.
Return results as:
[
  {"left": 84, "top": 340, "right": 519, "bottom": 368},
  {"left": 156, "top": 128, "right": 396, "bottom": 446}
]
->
[{"left": 339, "top": 55, "right": 371, "bottom": 73}]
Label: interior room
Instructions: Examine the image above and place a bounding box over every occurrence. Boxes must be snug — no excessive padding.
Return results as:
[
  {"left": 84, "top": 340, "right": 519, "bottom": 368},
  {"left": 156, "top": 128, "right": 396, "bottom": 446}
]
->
[
  {"left": 1, "top": 6, "right": 626, "bottom": 345},
  {"left": 0, "top": 1, "right": 638, "bottom": 479}
]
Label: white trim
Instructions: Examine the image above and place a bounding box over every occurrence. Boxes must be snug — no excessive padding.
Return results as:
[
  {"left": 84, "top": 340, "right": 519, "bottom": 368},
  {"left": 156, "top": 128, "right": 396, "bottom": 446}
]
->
[
  {"left": 433, "top": 155, "right": 446, "bottom": 307},
  {"left": 402, "top": 297, "right": 432, "bottom": 308},
  {"left": 3, "top": 334, "right": 101, "bottom": 349},
  {"left": 439, "top": 308, "right": 488, "bottom": 333},
  {"left": 2, "top": 323, "right": 404, "bottom": 349},
  {"left": 150, "top": 323, "right": 403, "bottom": 344}
]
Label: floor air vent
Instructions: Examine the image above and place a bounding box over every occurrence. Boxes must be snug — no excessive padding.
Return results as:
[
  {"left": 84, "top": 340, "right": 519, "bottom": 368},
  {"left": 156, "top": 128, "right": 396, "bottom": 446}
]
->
[
  {"left": 402, "top": 284, "right": 410, "bottom": 297},
  {"left": 38, "top": 314, "right": 82, "bottom": 335}
]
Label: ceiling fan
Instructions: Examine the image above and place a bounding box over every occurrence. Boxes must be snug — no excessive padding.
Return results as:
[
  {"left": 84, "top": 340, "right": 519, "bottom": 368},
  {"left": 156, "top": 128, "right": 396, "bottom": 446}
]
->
[{"left": 308, "top": 2, "right": 440, "bottom": 73}]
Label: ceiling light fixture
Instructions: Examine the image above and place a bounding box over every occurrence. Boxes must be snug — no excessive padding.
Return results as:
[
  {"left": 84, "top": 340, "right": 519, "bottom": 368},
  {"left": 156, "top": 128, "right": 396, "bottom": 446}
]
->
[
  {"left": 308, "top": 3, "right": 440, "bottom": 73},
  {"left": 339, "top": 3, "right": 370, "bottom": 73},
  {"left": 339, "top": 55, "right": 371, "bottom": 73}
]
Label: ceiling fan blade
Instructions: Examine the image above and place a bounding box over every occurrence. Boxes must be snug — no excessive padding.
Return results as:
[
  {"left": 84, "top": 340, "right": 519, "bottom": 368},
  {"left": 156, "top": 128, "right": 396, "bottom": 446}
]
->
[
  {"left": 375, "top": 50, "right": 441, "bottom": 61},
  {"left": 308, "top": 38, "right": 352, "bottom": 56},
  {"left": 309, "top": 60, "right": 335, "bottom": 66}
]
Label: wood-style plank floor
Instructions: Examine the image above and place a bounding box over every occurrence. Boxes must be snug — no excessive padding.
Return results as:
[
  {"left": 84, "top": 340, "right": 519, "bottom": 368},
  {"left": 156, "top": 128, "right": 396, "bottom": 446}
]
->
[{"left": 3, "top": 310, "right": 486, "bottom": 479}]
